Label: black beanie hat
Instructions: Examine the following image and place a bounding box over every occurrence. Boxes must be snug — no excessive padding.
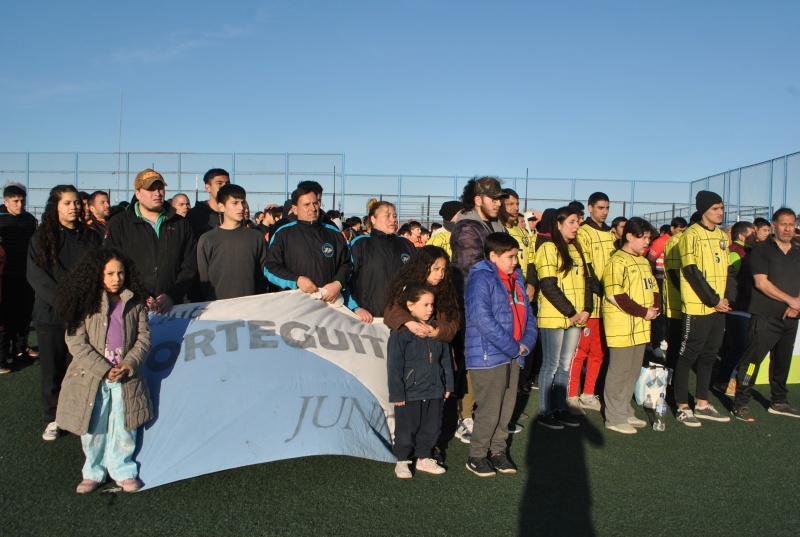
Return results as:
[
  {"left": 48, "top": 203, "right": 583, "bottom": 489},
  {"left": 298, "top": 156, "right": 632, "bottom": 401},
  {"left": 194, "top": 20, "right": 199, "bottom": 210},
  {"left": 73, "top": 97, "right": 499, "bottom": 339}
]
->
[
  {"left": 695, "top": 190, "right": 723, "bottom": 216},
  {"left": 439, "top": 200, "right": 463, "bottom": 221}
]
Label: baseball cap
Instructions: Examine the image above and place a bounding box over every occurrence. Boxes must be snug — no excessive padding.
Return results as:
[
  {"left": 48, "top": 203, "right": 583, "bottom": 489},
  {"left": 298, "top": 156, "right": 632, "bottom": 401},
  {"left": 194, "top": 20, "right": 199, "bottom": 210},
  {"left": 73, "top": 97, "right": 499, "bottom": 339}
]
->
[
  {"left": 134, "top": 169, "right": 167, "bottom": 190},
  {"left": 473, "top": 177, "right": 508, "bottom": 199}
]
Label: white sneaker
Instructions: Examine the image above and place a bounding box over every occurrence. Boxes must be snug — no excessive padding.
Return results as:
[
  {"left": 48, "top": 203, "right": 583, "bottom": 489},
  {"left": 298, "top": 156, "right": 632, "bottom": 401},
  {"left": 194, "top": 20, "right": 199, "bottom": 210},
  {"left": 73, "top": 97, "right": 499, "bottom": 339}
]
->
[
  {"left": 566, "top": 396, "right": 586, "bottom": 416},
  {"left": 508, "top": 422, "right": 524, "bottom": 434},
  {"left": 416, "top": 458, "right": 446, "bottom": 475},
  {"left": 454, "top": 418, "right": 473, "bottom": 444},
  {"left": 579, "top": 394, "right": 602, "bottom": 412},
  {"left": 394, "top": 461, "right": 412, "bottom": 479},
  {"left": 42, "top": 422, "right": 60, "bottom": 441},
  {"left": 606, "top": 423, "right": 638, "bottom": 435}
]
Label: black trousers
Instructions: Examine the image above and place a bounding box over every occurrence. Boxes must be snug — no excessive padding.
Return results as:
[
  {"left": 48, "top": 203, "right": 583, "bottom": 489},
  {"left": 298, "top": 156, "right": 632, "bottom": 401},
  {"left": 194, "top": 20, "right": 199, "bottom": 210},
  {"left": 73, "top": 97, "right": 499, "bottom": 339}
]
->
[
  {"left": 734, "top": 314, "right": 799, "bottom": 409},
  {"left": 665, "top": 317, "right": 683, "bottom": 372},
  {"left": 0, "top": 278, "right": 35, "bottom": 359},
  {"left": 673, "top": 312, "right": 725, "bottom": 406},
  {"left": 393, "top": 398, "right": 443, "bottom": 461},
  {"left": 717, "top": 313, "right": 750, "bottom": 383},
  {"left": 35, "top": 323, "right": 72, "bottom": 422}
]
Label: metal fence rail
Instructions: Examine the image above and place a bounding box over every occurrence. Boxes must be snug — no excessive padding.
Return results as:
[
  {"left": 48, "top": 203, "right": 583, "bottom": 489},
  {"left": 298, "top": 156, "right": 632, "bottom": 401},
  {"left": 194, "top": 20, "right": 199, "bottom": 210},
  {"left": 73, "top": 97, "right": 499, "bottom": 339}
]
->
[{"left": 2, "top": 151, "right": 797, "bottom": 228}]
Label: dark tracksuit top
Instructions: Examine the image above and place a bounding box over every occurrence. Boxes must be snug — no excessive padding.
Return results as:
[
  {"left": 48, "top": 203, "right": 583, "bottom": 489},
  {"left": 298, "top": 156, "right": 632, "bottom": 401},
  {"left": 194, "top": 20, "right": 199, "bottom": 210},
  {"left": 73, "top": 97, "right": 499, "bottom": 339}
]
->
[
  {"left": 346, "top": 229, "right": 416, "bottom": 316},
  {"left": 264, "top": 220, "right": 352, "bottom": 291}
]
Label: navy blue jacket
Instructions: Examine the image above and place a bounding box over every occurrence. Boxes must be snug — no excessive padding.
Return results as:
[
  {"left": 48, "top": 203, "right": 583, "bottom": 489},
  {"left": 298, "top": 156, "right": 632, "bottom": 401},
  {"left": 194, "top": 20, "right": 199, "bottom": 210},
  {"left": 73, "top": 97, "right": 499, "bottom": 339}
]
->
[
  {"left": 387, "top": 329, "right": 454, "bottom": 403},
  {"left": 464, "top": 260, "right": 538, "bottom": 370}
]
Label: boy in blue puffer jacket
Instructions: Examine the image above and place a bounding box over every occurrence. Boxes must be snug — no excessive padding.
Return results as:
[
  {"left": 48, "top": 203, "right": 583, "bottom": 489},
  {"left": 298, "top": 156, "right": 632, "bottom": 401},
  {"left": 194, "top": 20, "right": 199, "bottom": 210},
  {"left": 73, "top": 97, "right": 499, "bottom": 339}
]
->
[{"left": 464, "top": 233, "right": 538, "bottom": 477}]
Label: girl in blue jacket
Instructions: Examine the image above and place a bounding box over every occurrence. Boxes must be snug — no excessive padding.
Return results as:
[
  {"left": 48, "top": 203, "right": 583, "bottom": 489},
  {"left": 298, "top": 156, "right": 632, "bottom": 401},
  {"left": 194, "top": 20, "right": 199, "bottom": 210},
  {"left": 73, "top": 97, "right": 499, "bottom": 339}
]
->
[
  {"left": 386, "top": 283, "right": 454, "bottom": 479},
  {"left": 464, "top": 233, "right": 537, "bottom": 477}
]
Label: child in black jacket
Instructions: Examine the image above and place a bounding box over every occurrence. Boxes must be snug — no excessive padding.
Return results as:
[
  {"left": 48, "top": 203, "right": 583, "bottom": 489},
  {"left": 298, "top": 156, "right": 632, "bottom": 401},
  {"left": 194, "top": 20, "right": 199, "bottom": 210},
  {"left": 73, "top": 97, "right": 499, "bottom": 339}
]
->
[{"left": 386, "top": 283, "right": 454, "bottom": 478}]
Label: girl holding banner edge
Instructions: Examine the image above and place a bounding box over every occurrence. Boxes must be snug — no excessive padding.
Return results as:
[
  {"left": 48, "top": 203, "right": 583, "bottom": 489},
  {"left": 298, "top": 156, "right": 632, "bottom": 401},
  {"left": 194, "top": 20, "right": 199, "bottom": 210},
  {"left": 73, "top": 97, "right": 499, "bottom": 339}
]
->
[{"left": 53, "top": 248, "right": 153, "bottom": 493}]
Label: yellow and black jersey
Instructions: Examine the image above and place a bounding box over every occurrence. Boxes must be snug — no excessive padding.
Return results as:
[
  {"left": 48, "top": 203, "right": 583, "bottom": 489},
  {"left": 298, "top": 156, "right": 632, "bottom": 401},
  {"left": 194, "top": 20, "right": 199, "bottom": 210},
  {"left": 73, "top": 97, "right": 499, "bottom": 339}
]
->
[
  {"left": 535, "top": 241, "right": 586, "bottom": 329},
  {"left": 507, "top": 225, "right": 533, "bottom": 278},
  {"left": 662, "top": 233, "right": 683, "bottom": 320},
  {"left": 577, "top": 223, "right": 616, "bottom": 318},
  {"left": 679, "top": 223, "right": 730, "bottom": 316},
  {"left": 602, "top": 251, "right": 656, "bottom": 347}
]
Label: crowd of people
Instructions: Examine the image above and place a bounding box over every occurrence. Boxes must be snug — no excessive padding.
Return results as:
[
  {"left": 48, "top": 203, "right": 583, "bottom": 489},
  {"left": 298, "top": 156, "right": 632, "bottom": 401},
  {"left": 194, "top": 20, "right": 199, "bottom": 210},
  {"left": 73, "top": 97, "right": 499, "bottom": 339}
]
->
[{"left": 1, "top": 168, "right": 800, "bottom": 489}]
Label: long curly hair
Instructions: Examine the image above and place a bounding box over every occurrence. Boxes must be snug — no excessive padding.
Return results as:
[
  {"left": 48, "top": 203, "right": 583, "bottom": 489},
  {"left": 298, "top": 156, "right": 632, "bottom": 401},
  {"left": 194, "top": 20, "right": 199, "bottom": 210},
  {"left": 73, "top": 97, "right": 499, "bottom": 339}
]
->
[
  {"left": 33, "top": 185, "right": 88, "bottom": 269},
  {"left": 383, "top": 245, "right": 459, "bottom": 322},
  {"left": 54, "top": 248, "right": 147, "bottom": 335}
]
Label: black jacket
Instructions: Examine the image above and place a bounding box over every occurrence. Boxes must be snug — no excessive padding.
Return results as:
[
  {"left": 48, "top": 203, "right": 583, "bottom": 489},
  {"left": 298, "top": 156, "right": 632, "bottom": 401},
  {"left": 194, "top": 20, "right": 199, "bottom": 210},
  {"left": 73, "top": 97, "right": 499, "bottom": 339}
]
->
[
  {"left": 0, "top": 206, "right": 38, "bottom": 280},
  {"left": 27, "top": 225, "right": 101, "bottom": 325},
  {"left": 346, "top": 229, "right": 416, "bottom": 316},
  {"left": 186, "top": 200, "right": 221, "bottom": 239},
  {"left": 264, "top": 220, "right": 352, "bottom": 290},
  {"left": 105, "top": 203, "right": 197, "bottom": 303}
]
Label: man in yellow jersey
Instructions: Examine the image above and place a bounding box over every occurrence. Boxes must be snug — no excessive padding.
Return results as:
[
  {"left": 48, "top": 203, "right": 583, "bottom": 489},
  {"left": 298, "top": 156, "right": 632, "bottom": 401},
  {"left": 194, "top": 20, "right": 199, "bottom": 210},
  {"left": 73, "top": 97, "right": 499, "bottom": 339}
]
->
[
  {"left": 501, "top": 189, "right": 535, "bottom": 301},
  {"left": 732, "top": 208, "right": 800, "bottom": 422},
  {"left": 663, "top": 218, "right": 690, "bottom": 374},
  {"left": 569, "top": 192, "right": 615, "bottom": 414},
  {"left": 426, "top": 200, "right": 462, "bottom": 260},
  {"left": 674, "top": 191, "right": 737, "bottom": 426}
]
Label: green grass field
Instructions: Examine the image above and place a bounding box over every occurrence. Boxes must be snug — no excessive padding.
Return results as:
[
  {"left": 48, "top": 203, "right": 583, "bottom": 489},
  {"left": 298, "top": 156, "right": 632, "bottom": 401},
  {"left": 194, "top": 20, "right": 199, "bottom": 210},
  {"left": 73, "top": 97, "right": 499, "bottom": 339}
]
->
[{"left": 2, "top": 356, "right": 799, "bottom": 537}]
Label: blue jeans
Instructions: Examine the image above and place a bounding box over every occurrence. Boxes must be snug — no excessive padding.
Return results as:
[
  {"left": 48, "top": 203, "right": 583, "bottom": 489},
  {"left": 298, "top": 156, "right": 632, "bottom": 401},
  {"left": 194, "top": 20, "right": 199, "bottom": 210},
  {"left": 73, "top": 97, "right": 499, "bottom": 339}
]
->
[{"left": 538, "top": 327, "right": 581, "bottom": 416}]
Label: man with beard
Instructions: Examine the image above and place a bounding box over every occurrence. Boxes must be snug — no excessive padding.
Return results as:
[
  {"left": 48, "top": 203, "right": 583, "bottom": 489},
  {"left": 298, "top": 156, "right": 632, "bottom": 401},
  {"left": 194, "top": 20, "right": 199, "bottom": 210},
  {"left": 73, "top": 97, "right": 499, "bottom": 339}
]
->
[{"left": 450, "top": 177, "right": 509, "bottom": 444}]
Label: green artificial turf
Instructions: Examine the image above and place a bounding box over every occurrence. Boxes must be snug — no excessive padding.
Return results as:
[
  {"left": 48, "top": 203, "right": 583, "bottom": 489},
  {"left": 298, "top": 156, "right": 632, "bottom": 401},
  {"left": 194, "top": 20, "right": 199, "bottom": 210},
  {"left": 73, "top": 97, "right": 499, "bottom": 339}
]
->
[{"left": 2, "top": 351, "right": 799, "bottom": 536}]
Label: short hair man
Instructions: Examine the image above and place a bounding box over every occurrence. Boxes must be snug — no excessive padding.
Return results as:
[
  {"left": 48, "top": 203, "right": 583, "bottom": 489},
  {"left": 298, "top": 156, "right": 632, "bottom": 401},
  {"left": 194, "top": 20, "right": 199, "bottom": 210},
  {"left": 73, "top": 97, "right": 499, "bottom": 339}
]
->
[
  {"left": 105, "top": 169, "right": 197, "bottom": 313},
  {"left": 186, "top": 168, "right": 230, "bottom": 238},
  {"left": 0, "top": 183, "right": 38, "bottom": 367},
  {"left": 713, "top": 220, "right": 756, "bottom": 396},
  {"left": 732, "top": 209, "right": 800, "bottom": 421},
  {"left": 264, "top": 184, "right": 352, "bottom": 303},
  {"left": 569, "top": 192, "right": 615, "bottom": 414},
  {"left": 171, "top": 193, "right": 191, "bottom": 218},
  {"left": 86, "top": 190, "right": 111, "bottom": 238},
  {"left": 197, "top": 184, "right": 267, "bottom": 301},
  {"left": 753, "top": 217, "right": 771, "bottom": 242},
  {"left": 673, "top": 190, "right": 736, "bottom": 426}
]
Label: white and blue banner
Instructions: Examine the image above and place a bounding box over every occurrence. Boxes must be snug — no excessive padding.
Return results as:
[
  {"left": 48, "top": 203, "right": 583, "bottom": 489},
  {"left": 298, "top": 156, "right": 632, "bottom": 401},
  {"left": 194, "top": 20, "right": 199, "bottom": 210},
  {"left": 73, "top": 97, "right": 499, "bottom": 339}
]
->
[{"left": 136, "top": 291, "right": 395, "bottom": 490}]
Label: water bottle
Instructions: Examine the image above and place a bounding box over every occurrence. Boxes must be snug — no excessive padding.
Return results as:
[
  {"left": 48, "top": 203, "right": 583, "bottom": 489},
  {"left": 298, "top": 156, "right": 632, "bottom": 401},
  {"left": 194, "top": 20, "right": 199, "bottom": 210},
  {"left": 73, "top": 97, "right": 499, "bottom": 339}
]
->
[{"left": 653, "top": 392, "right": 667, "bottom": 432}]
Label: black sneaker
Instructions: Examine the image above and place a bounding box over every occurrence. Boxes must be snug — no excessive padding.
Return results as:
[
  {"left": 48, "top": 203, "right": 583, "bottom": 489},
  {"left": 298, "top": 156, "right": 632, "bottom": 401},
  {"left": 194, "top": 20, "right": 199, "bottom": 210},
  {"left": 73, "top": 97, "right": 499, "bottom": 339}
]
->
[
  {"left": 537, "top": 414, "right": 564, "bottom": 430},
  {"left": 554, "top": 410, "right": 581, "bottom": 428},
  {"left": 732, "top": 406, "right": 755, "bottom": 423},
  {"left": 518, "top": 384, "right": 532, "bottom": 395},
  {"left": 490, "top": 452, "right": 517, "bottom": 475},
  {"left": 466, "top": 457, "right": 496, "bottom": 477},
  {"left": 768, "top": 402, "right": 800, "bottom": 418}
]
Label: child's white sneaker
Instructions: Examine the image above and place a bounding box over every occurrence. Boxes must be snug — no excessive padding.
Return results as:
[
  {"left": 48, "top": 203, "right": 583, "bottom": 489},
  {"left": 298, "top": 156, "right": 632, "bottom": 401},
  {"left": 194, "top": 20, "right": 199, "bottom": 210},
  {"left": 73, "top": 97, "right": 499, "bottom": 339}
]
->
[
  {"left": 394, "top": 460, "right": 412, "bottom": 479},
  {"left": 416, "top": 458, "right": 445, "bottom": 475}
]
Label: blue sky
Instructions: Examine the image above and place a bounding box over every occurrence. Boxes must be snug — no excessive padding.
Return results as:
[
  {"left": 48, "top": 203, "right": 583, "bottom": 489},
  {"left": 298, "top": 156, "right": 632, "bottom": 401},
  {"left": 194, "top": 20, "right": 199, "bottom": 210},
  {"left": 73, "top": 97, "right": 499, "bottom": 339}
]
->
[{"left": 2, "top": 1, "right": 799, "bottom": 187}]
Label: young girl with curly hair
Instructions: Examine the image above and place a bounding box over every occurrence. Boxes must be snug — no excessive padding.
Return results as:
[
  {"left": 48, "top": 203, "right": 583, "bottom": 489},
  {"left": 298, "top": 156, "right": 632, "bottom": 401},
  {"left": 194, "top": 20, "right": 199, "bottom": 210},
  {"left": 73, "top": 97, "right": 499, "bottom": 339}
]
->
[
  {"left": 383, "top": 245, "right": 460, "bottom": 342},
  {"left": 54, "top": 248, "right": 153, "bottom": 493}
]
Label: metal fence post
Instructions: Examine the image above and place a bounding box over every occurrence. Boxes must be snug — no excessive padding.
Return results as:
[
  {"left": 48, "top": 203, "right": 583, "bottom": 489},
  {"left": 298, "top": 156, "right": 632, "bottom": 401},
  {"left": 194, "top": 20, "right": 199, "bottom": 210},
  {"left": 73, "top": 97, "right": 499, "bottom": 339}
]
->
[
  {"left": 284, "top": 153, "right": 289, "bottom": 200},
  {"left": 341, "top": 153, "right": 346, "bottom": 215},
  {"left": 74, "top": 152, "right": 79, "bottom": 187},
  {"left": 783, "top": 155, "right": 788, "bottom": 207},
  {"left": 768, "top": 160, "right": 774, "bottom": 217},
  {"left": 231, "top": 152, "right": 236, "bottom": 184},
  {"left": 25, "top": 152, "right": 30, "bottom": 190},
  {"left": 630, "top": 179, "right": 636, "bottom": 217}
]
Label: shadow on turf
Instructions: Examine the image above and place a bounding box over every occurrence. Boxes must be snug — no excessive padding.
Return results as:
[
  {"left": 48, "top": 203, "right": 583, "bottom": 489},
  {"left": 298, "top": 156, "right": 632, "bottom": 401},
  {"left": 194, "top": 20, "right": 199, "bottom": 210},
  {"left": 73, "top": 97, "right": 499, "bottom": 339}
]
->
[{"left": 518, "top": 413, "right": 604, "bottom": 536}]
